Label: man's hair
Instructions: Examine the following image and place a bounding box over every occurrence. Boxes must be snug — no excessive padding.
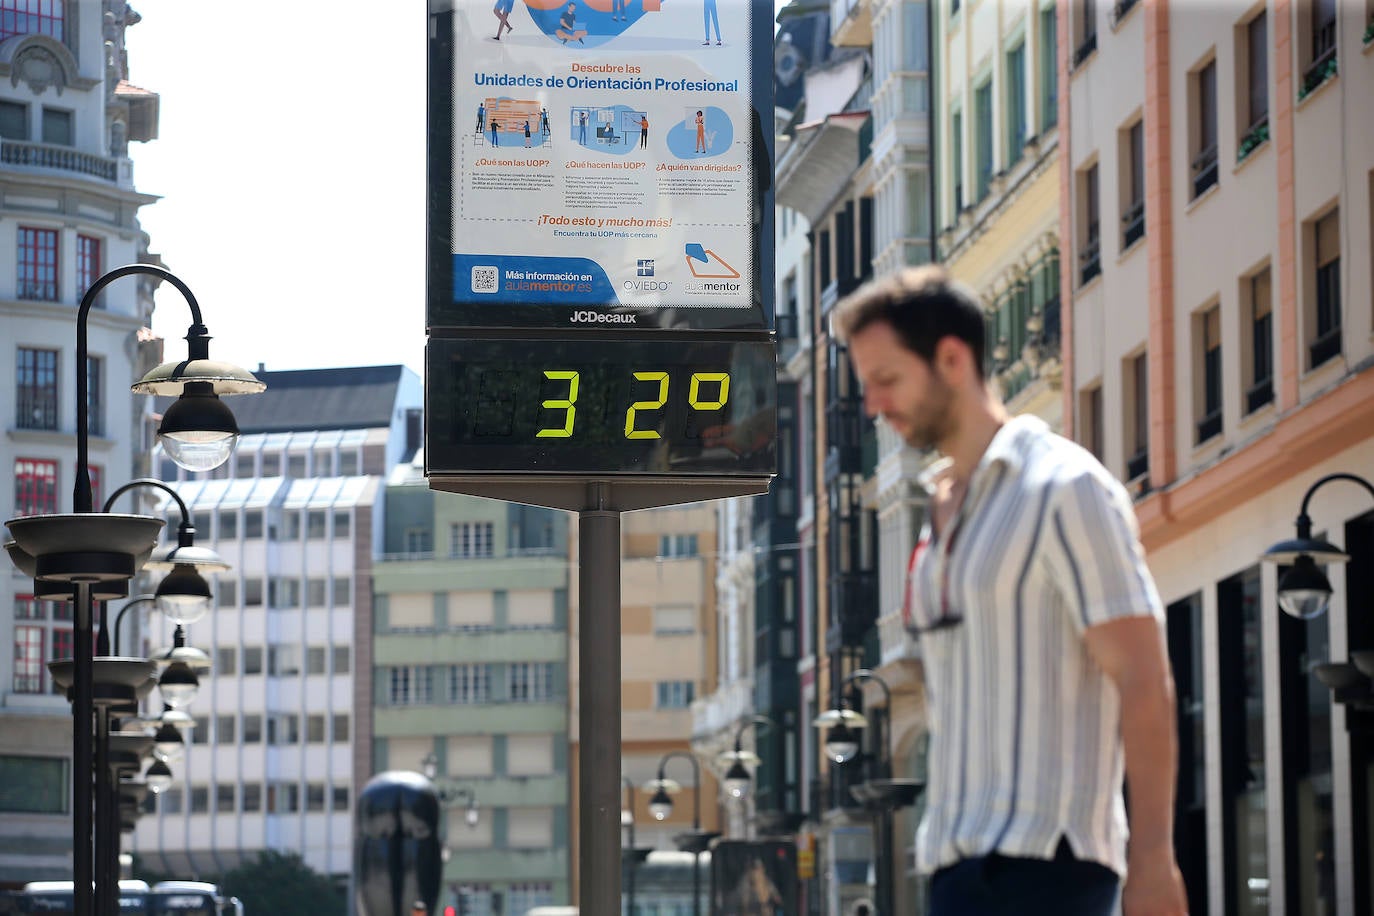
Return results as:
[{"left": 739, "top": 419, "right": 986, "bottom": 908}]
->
[{"left": 830, "top": 265, "right": 987, "bottom": 379}]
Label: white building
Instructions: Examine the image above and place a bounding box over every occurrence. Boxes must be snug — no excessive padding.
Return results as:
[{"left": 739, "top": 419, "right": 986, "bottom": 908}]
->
[
  {"left": 131, "top": 365, "right": 422, "bottom": 886},
  {"left": 1, "top": 0, "right": 161, "bottom": 885}
]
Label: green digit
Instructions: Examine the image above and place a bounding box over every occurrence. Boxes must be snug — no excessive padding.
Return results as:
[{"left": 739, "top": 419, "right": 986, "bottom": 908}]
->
[
  {"left": 536, "top": 370, "right": 579, "bottom": 438},
  {"left": 624, "top": 371, "right": 669, "bottom": 439},
  {"left": 688, "top": 372, "right": 730, "bottom": 410}
]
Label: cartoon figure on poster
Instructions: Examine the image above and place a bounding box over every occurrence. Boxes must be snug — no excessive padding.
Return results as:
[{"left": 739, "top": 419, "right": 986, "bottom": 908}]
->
[
  {"left": 568, "top": 104, "right": 649, "bottom": 156},
  {"left": 666, "top": 106, "right": 734, "bottom": 158},
  {"left": 518, "top": 0, "right": 679, "bottom": 48}
]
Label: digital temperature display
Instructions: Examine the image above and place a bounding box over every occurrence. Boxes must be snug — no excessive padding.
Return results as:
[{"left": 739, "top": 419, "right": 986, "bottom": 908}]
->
[{"left": 426, "top": 336, "right": 776, "bottom": 477}]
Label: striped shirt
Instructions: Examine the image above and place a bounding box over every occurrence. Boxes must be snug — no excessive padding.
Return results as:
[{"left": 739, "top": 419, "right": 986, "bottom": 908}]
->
[{"left": 907, "top": 415, "right": 1163, "bottom": 877}]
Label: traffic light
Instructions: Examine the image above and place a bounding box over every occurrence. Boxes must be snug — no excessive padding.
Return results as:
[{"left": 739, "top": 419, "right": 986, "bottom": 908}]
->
[{"left": 444, "top": 908, "right": 456, "bottom": 916}]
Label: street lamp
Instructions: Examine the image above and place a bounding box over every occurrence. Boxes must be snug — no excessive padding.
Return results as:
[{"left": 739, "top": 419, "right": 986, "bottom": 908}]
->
[
  {"left": 419, "top": 753, "right": 481, "bottom": 829},
  {"left": 1260, "top": 473, "right": 1373, "bottom": 619},
  {"left": 2, "top": 264, "right": 262, "bottom": 916},
  {"left": 716, "top": 715, "right": 772, "bottom": 801},
  {"left": 1260, "top": 472, "right": 1374, "bottom": 719},
  {"left": 814, "top": 669, "right": 923, "bottom": 916},
  {"left": 644, "top": 750, "right": 715, "bottom": 916},
  {"left": 621, "top": 776, "right": 651, "bottom": 916}
]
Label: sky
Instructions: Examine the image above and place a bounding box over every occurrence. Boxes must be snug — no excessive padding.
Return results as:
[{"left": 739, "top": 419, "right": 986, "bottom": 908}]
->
[{"left": 124, "top": 2, "right": 790, "bottom": 378}]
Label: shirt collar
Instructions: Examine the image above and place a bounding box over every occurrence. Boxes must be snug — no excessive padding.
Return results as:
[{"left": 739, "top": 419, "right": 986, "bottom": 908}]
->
[{"left": 978, "top": 414, "right": 1047, "bottom": 473}]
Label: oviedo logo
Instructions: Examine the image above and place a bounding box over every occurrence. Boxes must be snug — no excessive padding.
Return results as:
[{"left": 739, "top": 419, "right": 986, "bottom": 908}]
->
[{"left": 570, "top": 310, "right": 638, "bottom": 323}]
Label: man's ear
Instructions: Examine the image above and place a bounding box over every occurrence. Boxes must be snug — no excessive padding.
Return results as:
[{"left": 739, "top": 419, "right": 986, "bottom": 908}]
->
[{"left": 932, "top": 335, "right": 972, "bottom": 383}]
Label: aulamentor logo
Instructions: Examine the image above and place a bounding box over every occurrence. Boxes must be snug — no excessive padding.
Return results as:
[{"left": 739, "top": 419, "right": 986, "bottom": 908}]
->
[{"left": 571, "top": 311, "right": 638, "bottom": 324}]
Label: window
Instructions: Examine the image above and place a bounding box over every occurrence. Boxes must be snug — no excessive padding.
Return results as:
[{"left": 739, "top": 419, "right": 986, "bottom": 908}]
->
[
  {"left": 214, "top": 783, "right": 236, "bottom": 814},
  {"left": 332, "top": 645, "right": 350, "bottom": 675},
  {"left": 13, "top": 626, "right": 44, "bottom": 693},
  {"left": 14, "top": 458, "right": 58, "bottom": 516},
  {"left": 244, "top": 510, "right": 263, "bottom": 539},
  {"left": 76, "top": 235, "right": 102, "bottom": 304},
  {"left": 269, "top": 646, "right": 300, "bottom": 677},
  {"left": 1244, "top": 267, "right": 1274, "bottom": 413},
  {"left": 1309, "top": 208, "right": 1341, "bottom": 367},
  {"left": 268, "top": 782, "right": 299, "bottom": 814},
  {"left": 261, "top": 453, "right": 280, "bottom": 476},
  {"left": 974, "top": 79, "right": 993, "bottom": 202},
  {"left": 84, "top": 354, "right": 104, "bottom": 438},
  {"left": 242, "top": 783, "right": 262, "bottom": 813},
  {"left": 653, "top": 605, "right": 696, "bottom": 635},
  {"left": 267, "top": 714, "right": 299, "bottom": 744},
  {"left": 216, "top": 646, "right": 237, "bottom": 676},
  {"left": 1005, "top": 41, "right": 1026, "bottom": 162},
  {"left": 1126, "top": 352, "right": 1149, "bottom": 481},
  {"left": 50, "top": 627, "right": 71, "bottom": 663},
  {"left": 219, "top": 509, "right": 238, "bottom": 540},
  {"left": 404, "top": 527, "right": 432, "bottom": 555},
  {"left": 339, "top": 451, "right": 359, "bottom": 475},
  {"left": 1305, "top": 0, "right": 1337, "bottom": 93},
  {"left": 1081, "top": 384, "right": 1104, "bottom": 460},
  {"left": 306, "top": 783, "right": 326, "bottom": 812},
  {"left": 331, "top": 714, "right": 349, "bottom": 743},
  {"left": 40, "top": 106, "right": 71, "bottom": 145},
  {"left": 15, "top": 595, "right": 45, "bottom": 620},
  {"left": 242, "top": 714, "right": 262, "bottom": 742},
  {"left": 1078, "top": 162, "right": 1101, "bottom": 285},
  {"left": 333, "top": 511, "right": 351, "bottom": 539},
  {"left": 306, "top": 578, "right": 326, "bottom": 607},
  {"left": 160, "top": 788, "right": 182, "bottom": 814},
  {"left": 190, "top": 785, "right": 208, "bottom": 814},
  {"left": 332, "top": 784, "right": 350, "bottom": 811},
  {"left": 244, "top": 578, "right": 263, "bottom": 607},
  {"left": 449, "top": 664, "right": 493, "bottom": 704},
  {"left": 307, "top": 646, "right": 327, "bottom": 675},
  {"left": 1167, "top": 594, "right": 1210, "bottom": 915},
  {"left": 16, "top": 347, "right": 58, "bottom": 430},
  {"left": 1191, "top": 59, "right": 1218, "bottom": 199},
  {"left": 307, "top": 715, "right": 326, "bottom": 743},
  {"left": 234, "top": 452, "right": 255, "bottom": 478},
  {"left": 307, "top": 510, "right": 326, "bottom": 539},
  {"left": 213, "top": 715, "right": 235, "bottom": 745},
  {"left": 508, "top": 662, "right": 555, "bottom": 703},
  {"left": 655, "top": 680, "right": 695, "bottom": 708},
  {"left": 17, "top": 227, "right": 58, "bottom": 300},
  {"left": 0, "top": 99, "right": 26, "bottom": 139},
  {"left": 1196, "top": 306, "right": 1223, "bottom": 443},
  {"left": 333, "top": 577, "right": 351, "bottom": 607},
  {"left": 0, "top": 2, "right": 65, "bottom": 42},
  {"left": 287, "top": 453, "right": 306, "bottom": 478},
  {"left": 190, "top": 721, "right": 208, "bottom": 745},
  {"left": 269, "top": 577, "right": 300, "bottom": 609},
  {"left": 389, "top": 666, "right": 434, "bottom": 705},
  {"left": 1237, "top": 11, "right": 1268, "bottom": 161},
  {"left": 1039, "top": 6, "right": 1058, "bottom": 131},
  {"left": 1074, "top": 0, "right": 1097, "bottom": 67},
  {"left": 507, "top": 884, "right": 554, "bottom": 916},
  {"left": 450, "top": 521, "right": 494, "bottom": 558},
  {"left": 242, "top": 647, "right": 263, "bottom": 676},
  {"left": 1122, "top": 120, "right": 1145, "bottom": 249},
  {"left": 280, "top": 511, "right": 301, "bottom": 540},
  {"left": 951, "top": 110, "right": 964, "bottom": 212},
  {"left": 658, "top": 534, "right": 698, "bottom": 558}
]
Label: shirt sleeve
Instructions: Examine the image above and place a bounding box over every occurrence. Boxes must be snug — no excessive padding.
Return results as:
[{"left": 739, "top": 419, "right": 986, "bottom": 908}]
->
[{"left": 1043, "top": 466, "right": 1164, "bottom": 632}]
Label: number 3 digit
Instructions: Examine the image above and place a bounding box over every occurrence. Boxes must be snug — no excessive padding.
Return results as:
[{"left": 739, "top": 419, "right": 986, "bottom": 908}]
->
[{"left": 536, "top": 370, "right": 579, "bottom": 438}]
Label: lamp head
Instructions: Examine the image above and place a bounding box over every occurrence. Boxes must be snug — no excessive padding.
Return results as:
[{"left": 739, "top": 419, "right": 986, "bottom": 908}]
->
[
  {"left": 648, "top": 787, "right": 673, "bottom": 821},
  {"left": 154, "top": 564, "right": 213, "bottom": 625},
  {"left": 145, "top": 759, "right": 173, "bottom": 794},
  {"left": 824, "top": 723, "right": 861, "bottom": 765},
  {"left": 724, "top": 760, "right": 751, "bottom": 799},
  {"left": 464, "top": 800, "right": 480, "bottom": 828},
  {"left": 1276, "top": 554, "right": 1333, "bottom": 620},
  {"left": 156, "top": 382, "right": 239, "bottom": 472},
  {"left": 158, "top": 660, "right": 200, "bottom": 709}
]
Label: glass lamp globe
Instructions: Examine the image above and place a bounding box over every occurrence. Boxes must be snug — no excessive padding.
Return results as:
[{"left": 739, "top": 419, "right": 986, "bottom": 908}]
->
[
  {"left": 158, "top": 383, "right": 240, "bottom": 472},
  {"left": 825, "top": 724, "right": 860, "bottom": 764},
  {"left": 648, "top": 788, "right": 673, "bottom": 821},
  {"left": 1276, "top": 555, "right": 1333, "bottom": 620},
  {"left": 723, "top": 761, "right": 751, "bottom": 799},
  {"left": 158, "top": 661, "right": 200, "bottom": 709},
  {"left": 152, "top": 721, "right": 184, "bottom": 762},
  {"left": 145, "top": 759, "right": 174, "bottom": 794},
  {"left": 154, "top": 565, "right": 213, "bottom": 625},
  {"left": 464, "top": 802, "right": 480, "bottom": 828}
]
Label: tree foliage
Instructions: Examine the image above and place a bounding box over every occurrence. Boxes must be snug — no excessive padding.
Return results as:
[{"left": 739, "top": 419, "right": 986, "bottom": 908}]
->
[{"left": 220, "top": 850, "right": 346, "bottom": 916}]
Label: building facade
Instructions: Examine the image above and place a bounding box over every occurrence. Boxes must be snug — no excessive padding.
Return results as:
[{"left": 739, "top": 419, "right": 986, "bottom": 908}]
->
[
  {"left": 131, "top": 365, "right": 422, "bottom": 890},
  {"left": 373, "top": 464, "right": 572, "bottom": 915},
  {"left": 0, "top": 0, "right": 161, "bottom": 886},
  {"left": 1062, "top": 1, "right": 1374, "bottom": 913}
]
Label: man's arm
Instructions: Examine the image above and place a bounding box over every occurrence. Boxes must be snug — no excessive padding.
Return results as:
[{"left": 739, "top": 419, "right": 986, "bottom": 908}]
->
[{"left": 1084, "top": 615, "right": 1187, "bottom": 916}]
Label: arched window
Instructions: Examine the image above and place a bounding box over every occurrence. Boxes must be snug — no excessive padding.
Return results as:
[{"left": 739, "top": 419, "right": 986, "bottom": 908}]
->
[{"left": 0, "top": 1, "right": 65, "bottom": 43}]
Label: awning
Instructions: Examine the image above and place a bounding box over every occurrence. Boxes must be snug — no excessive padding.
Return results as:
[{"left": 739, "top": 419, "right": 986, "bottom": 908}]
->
[{"left": 776, "top": 110, "right": 868, "bottom": 224}]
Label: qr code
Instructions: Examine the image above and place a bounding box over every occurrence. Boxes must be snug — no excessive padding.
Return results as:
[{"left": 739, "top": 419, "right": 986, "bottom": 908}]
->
[{"left": 471, "top": 266, "right": 499, "bottom": 294}]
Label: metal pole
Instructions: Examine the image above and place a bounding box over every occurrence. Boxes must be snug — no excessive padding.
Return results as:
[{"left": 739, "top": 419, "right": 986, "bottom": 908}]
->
[
  {"left": 579, "top": 483, "right": 621, "bottom": 916},
  {"left": 74, "top": 581, "right": 94, "bottom": 916},
  {"left": 94, "top": 708, "right": 112, "bottom": 916}
]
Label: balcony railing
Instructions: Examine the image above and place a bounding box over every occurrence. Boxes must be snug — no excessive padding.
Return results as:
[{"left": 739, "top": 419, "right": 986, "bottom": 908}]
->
[
  {"left": 1072, "top": 32, "right": 1098, "bottom": 69},
  {"left": 1126, "top": 450, "right": 1148, "bottom": 482},
  {"left": 1237, "top": 118, "right": 1269, "bottom": 163},
  {"left": 0, "top": 139, "right": 119, "bottom": 182},
  {"left": 1300, "top": 39, "right": 1337, "bottom": 99},
  {"left": 1121, "top": 201, "right": 1145, "bottom": 249},
  {"left": 1245, "top": 378, "right": 1273, "bottom": 414},
  {"left": 1078, "top": 236, "right": 1101, "bottom": 286},
  {"left": 1191, "top": 146, "right": 1218, "bottom": 198},
  {"left": 1195, "top": 410, "right": 1222, "bottom": 445},
  {"left": 1308, "top": 327, "right": 1341, "bottom": 368},
  {"left": 1109, "top": 0, "right": 1139, "bottom": 27}
]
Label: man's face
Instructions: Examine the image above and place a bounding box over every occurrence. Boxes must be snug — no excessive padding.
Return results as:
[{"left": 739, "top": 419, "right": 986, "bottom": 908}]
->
[{"left": 847, "top": 320, "right": 956, "bottom": 450}]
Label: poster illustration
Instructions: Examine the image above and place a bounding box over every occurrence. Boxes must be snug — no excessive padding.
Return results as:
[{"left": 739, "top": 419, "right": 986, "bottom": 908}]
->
[{"left": 447, "top": 0, "right": 759, "bottom": 316}]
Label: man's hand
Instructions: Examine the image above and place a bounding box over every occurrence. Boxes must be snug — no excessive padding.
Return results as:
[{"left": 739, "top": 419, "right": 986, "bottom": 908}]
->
[{"left": 1122, "top": 847, "right": 1188, "bottom": 915}]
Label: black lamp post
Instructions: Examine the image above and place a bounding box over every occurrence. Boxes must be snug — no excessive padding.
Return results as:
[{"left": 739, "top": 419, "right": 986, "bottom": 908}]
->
[
  {"left": 419, "top": 753, "right": 481, "bottom": 832},
  {"left": 1261, "top": 472, "right": 1374, "bottom": 721},
  {"left": 3, "top": 264, "right": 262, "bottom": 916},
  {"left": 621, "top": 776, "right": 651, "bottom": 915},
  {"left": 646, "top": 750, "right": 716, "bottom": 916},
  {"left": 814, "top": 669, "right": 923, "bottom": 916},
  {"left": 716, "top": 714, "right": 773, "bottom": 805}
]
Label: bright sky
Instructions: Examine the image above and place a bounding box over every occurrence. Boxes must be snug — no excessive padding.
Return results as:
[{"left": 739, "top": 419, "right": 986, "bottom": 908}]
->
[{"left": 124, "top": 2, "right": 788, "bottom": 377}]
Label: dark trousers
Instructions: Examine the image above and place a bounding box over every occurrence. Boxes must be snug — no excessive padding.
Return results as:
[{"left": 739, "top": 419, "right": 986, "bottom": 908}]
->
[{"left": 929, "top": 838, "right": 1119, "bottom": 916}]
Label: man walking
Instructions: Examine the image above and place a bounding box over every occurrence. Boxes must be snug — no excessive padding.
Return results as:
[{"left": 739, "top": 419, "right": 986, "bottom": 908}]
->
[{"left": 833, "top": 266, "right": 1187, "bottom": 916}]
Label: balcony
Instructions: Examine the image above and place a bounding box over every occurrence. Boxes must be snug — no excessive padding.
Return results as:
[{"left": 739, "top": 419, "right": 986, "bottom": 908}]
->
[
  {"left": 1078, "top": 237, "right": 1101, "bottom": 286},
  {"left": 1300, "top": 38, "right": 1337, "bottom": 99},
  {"left": 1245, "top": 378, "right": 1273, "bottom": 414},
  {"left": 1109, "top": 0, "right": 1140, "bottom": 28},
  {"left": 1072, "top": 32, "right": 1098, "bottom": 70},
  {"left": 826, "top": 571, "right": 878, "bottom": 651},
  {"left": 1308, "top": 326, "right": 1341, "bottom": 368},
  {"left": 825, "top": 397, "right": 864, "bottom": 482},
  {"left": 1191, "top": 146, "right": 1218, "bottom": 199},
  {"left": 0, "top": 139, "right": 119, "bottom": 183},
  {"left": 1195, "top": 410, "right": 1221, "bottom": 445},
  {"left": 830, "top": 0, "right": 873, "bottom": 48},
  {"left": 1121, "top": 201, "right": 1145, "bottom": 249}
]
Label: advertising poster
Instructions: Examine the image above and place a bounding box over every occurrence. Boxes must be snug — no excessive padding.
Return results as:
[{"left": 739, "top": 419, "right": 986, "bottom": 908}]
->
[
  {"left": 710, "top": 840, "right": 797, "bottom": 915},
  {"left": 430, "top": 0, "right": 772, "bottom": 330}
]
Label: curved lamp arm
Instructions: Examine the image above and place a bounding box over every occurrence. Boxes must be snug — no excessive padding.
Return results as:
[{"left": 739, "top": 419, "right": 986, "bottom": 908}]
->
[
  {"left": 844, "top": 669, "right": 893, "bottom": 773},
  {"left": 731, "top": 714, "right": 774, "bottom": 754},
  {"left": 76, "top": 265, "right": 206, "bottom": 513},
  {"left": 110, "top": 595, "right": 157, "bottom": 657},
  {"left": 1295, "top": 474, "right": 1374, "bottom": 536},
  {"left": 104, "top": 478, "right": 194, "bottom": 540}
]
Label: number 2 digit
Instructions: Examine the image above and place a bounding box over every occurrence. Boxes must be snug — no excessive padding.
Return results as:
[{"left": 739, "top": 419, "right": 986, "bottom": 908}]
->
[{"left": 624, "top": 371, "right": 669, "bottom": 439}]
